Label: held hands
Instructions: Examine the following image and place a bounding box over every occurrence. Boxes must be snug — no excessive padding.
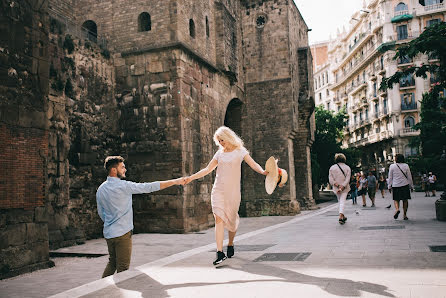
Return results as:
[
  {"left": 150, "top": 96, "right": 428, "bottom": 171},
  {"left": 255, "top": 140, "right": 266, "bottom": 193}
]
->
[{"left": 175, "top": 177, "right": 187, "bottom": 186}]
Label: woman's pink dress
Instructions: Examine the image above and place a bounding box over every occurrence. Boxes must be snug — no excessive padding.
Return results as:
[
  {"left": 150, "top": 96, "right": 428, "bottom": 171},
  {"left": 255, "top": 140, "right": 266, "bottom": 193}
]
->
[{"left": 211, "top": 147, "right": 248, "bottom": 232}]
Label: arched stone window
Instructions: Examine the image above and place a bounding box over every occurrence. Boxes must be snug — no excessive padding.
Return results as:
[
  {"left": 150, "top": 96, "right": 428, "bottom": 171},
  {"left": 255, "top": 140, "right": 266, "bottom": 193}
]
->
[
  {"left": 205, "top": 16, "right": 209, "bottom": 38},
  {"left": 82, "top": 20, "right": 97, "bottom": 43},
  {"left": 189, "top": 19, "right": 195, "bottom": 38},
  {"left": 404, "top": 116, "right": 415, "bottom": 128},
  {"left": 395, "top": 2, "right": 408, "bottom": 14},
  {"left": 138, "top": 12, "right": 151, "bottom": 32}
]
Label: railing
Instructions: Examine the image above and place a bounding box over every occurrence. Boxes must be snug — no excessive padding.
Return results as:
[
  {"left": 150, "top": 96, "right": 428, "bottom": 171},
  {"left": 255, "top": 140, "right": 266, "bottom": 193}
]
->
[
  {"left": 398, "top": 56, "right": 412, "bottom": 64},
  {"left": 400, "top": 127, "right": 419, "bottom": 136},
  {"left": 389, "top": 31, "right": 420, "bottom": 42},
  {"left": 418, "top": 2, "right": 444, "bottom": 15},
  {"left": 48, "top": 8, "right": 109, "bottom": 49},
  {"left": 401, "top": 102, "right": 417, "bottom": 110},
  {"left": 400, "top": 78, "right": 415, "bottom": 88},
  {"left": 334, "top": 39, "right": 382, "bottom": 88},
  {"left": 393, "top": 10, "right": 409, "bottom": 17}
]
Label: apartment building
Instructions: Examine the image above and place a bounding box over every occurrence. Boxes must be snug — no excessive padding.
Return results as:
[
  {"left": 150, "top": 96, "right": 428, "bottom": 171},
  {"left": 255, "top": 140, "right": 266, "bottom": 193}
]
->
[{"left": 313, "top": 0, "right": 444, "bottom": 173}]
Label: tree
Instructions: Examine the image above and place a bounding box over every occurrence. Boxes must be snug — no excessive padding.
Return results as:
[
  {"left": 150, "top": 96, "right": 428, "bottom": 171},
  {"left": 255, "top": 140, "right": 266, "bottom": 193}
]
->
[
  {"left": 311, "top": 106, "right": 359, "bottom": 187},
  {"left": 380, "top": 22, "right": 446, "bottom": 179}
]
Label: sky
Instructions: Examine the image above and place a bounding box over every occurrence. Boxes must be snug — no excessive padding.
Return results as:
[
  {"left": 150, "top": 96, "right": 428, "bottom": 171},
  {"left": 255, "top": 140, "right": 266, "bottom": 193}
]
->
[{"left": 293, "top": 0, "right": 365, "bottom": 44}]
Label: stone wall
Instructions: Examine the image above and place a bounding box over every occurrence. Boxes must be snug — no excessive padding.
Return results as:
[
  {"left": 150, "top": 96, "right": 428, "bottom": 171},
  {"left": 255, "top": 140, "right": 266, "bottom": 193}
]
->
[
  {"left": 0, "top": 0, "right": 53, "bottom": 279},
  {"left": 46, "top": 19, "right": 118, "bottom": 247}
]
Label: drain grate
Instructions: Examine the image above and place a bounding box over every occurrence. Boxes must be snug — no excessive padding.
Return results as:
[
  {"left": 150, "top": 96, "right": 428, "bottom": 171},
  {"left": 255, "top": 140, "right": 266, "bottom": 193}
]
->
[
  {"left": 209, "top": 244, "right": 275, "bottom": 252},
  {"left": 253, "top": 252, "right": 311, "bottom": 262},
  {"left": 429, "top": 246, "right": 446, "bottom": 252},
  {"left": 49, "top": 252, "right": 107, "bottom": 258},
  {"left": 359, "top": 225, "right": 405, "bottom": 230}
]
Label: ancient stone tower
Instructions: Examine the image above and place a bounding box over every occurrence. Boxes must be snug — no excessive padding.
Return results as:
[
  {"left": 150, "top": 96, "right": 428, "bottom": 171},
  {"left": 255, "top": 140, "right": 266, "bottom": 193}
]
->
[{"left": 0, "top": 0, "right": 315, "bottom": 277}]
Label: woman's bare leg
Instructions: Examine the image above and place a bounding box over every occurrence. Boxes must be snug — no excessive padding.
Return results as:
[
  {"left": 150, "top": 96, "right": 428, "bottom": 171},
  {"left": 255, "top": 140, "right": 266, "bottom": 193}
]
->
[
  {"left": 214, "top": 215, "right": 224, "bottom": 251},
  {"left": 228, "top": 230, "right": 236, "bottom": 246}
]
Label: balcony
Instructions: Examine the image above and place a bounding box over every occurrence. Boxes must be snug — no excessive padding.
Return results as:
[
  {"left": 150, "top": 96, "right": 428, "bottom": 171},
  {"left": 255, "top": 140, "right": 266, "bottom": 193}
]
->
[
  {"left": 416, "top": 2, "right": 444, "bottom": 16},
  {"left": 401, "top": 102, "right": 417, "bottom": 111},
  {"left": 368, "top": 133, "right": 378, "bottom": 143},
  {"left": 380, "top": 130, "right": 393, "bottom": 140},
  {"left": 350, "top": 81, "right": 368, "bottom": 95},
  {"left": 399, "top": 78, "right": 416, "bottom": 90},
  {"left": 399, "top": 127, "right": 420, "bottom": 137},
  {"left": 389, "top": 31, "right": 420, "bottom": 42}
]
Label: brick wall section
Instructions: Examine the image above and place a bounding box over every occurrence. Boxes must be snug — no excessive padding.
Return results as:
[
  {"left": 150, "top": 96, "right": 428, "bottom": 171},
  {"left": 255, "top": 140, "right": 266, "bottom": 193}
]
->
[
  {"left": 0, "top": 126, "right": 47, "bottom": 209},
  {"left": 0, "top": 0, "right": 53, "bottom": 278}
]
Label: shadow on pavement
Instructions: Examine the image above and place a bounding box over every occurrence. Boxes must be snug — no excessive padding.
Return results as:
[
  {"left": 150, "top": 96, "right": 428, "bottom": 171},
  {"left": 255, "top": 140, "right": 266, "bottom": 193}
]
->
[{"left": 85, "top": 259, "right": 394, "bottom": 297}]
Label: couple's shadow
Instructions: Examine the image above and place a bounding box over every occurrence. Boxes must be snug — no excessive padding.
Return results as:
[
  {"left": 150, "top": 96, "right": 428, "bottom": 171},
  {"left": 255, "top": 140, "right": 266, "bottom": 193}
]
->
[{"left": 88, "top": 258, "right": 395, "bottom": 297}]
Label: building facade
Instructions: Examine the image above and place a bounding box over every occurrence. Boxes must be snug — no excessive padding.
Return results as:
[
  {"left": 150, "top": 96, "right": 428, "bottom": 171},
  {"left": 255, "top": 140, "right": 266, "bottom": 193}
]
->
[
  {"left": 1, "top": 0, "right": 315, "bottom": 278},
  {"left": 312, "top": 0, "right": 444, "bottom": 173}
]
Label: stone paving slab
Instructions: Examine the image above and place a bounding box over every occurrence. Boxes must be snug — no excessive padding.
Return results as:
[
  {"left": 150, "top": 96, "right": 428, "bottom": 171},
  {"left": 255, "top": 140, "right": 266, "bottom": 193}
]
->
[{"left": 1, "top": 193, "right": 446, "bottom": 298}]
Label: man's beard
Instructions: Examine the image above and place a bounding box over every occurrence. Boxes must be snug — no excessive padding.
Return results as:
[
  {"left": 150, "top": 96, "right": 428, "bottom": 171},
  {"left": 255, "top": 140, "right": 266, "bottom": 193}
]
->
[{"left": 117, "top": 172, "right": 125, "bottom": 179}]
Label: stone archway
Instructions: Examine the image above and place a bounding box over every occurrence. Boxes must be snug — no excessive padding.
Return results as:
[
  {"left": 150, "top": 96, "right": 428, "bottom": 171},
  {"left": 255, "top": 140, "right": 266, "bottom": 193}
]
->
[{"left": 224, "top": 98, "right": 243, "bottom": 136}]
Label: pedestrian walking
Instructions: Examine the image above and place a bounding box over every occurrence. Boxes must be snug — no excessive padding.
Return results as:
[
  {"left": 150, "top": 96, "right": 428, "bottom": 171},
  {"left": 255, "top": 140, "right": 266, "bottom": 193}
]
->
[
  {"left": 184, "top": 126, "right": 269, "bottom": 266},
  {"left": 378, "top": 174, "right": 386, "bottom": 198},
  {"left": 388, "top": 154, "right": 414, "bottom": 220},
  {"left": 349, "top": 175, "right": 358, "bottom": 205},
  {"left": 96, "top": 156, "right": 186, "bottom": 278},
  {"left": 358, "top": 173, "right": 368, "bottom": 207},
  {"left": 422, "top": 174, "right": 430, "bottom": 197},
  {"left": 367, "top": 171, "right": 378, "bottom": 207},
  {"left": 428, "top": 172, "right": 437, "bottom": 197},
  {"left": 329, "top": 153, "right": 351, "bottom": 224}
]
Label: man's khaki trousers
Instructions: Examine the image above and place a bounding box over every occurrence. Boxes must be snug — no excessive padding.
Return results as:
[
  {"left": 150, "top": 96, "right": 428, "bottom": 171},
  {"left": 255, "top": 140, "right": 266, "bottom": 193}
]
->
[{"left": 102, "top": 231, "right": 132, "bottom": 278}]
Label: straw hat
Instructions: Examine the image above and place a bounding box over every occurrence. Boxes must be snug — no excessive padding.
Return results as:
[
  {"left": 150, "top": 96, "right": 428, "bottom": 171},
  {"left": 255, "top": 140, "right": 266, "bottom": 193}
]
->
[{"left": 265, "top": 156, "right": 288, "bottom": 194}]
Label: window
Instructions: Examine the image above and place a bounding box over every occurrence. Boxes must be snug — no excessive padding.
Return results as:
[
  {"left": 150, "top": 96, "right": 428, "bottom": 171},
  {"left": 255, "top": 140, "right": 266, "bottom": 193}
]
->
[
  {"left": 256, "top": 15, "right": 266, "bottom": 28},
  {"left": 365, "top": 108, "right": 369, "bottom": 120},
  {"left": 81, "top": 20, "right": 97, "bottom": 43},
  {"left": 397, "top": 25, "right": 408, "bottom": 40},
  {"left": 327, "top": 102, "right": 331, "bottom": 111},
  {"left": 138, "top": 12, "right": 151, "bottom": 32},
  {"left": 401, "top": 93, "right": 416, "bottom": 110},
  {"left": 374, "top": 102, "right": 379, "bottom": 117},
  {"left": 383, "top": 98, "right": 388, "bottom": 114},
  {"left": 398, "top": 55, "right": 412, "bottom": 64},
  {"left": 205, "top": 16, "right": 209, "bottom": 38},
  {"left": 427, "top": 18, "right": 441, "bottom": 27},
  {"left": 373, "top": 82, "right": 377, "bottom": 97},
  {"left": 404, "top": 146, "right": 418, "bottom": 157},
  {"left": 326, "top": 89, "right": 329, "bottom": 96},
  {"left": 404, "top": 116, "right": 415, "bottom": 127},
  {"left": 400, "top": 73, "right": 415, "bottom": 88},
  {"left": 395, "top": 2, "right": 408, "bottom": 15},
  {"left": 189, "top": 19, "right": 195, "bottom": 38},
  {"left": 319, "top": 93, "right": 322, "bottom": 100},
  {"left": 424, "top": 0, "right": 443, "bottom": 6}
]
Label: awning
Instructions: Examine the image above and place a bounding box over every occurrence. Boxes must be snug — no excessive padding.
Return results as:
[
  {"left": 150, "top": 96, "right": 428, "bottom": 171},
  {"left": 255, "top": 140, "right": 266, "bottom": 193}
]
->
[
  {"left": 391, "top": 14, "right": 413, "bottom": 23},
  {"left": 377, "top": 41, "right": 396, "bottom": 53}
]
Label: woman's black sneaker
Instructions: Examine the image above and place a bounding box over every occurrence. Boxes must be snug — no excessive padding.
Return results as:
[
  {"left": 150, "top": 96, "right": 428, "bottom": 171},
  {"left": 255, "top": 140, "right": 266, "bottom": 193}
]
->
[
  {"left": 227, "top": 245, "right": 234, "bottom": 258},
  {"left": 213, "top": 251, "right": 227, "bottom": 266}
]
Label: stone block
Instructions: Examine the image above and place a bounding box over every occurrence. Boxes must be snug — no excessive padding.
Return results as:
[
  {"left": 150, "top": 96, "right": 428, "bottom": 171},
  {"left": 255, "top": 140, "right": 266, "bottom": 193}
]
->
[
  {"left": 4, "top": 224, "right": 27, "bottom": 247},
  {"left": 48, "top": 230, "right": 64, "bottom": 245},
  {"left": 6, "top": 210, "right": 34, "bottom": 224}
]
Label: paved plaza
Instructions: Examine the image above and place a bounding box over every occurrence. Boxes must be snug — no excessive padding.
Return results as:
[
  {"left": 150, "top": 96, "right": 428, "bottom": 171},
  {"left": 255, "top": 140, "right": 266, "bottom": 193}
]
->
[{"left": 1, "top": 192, "right": 445, "bottom": 298}]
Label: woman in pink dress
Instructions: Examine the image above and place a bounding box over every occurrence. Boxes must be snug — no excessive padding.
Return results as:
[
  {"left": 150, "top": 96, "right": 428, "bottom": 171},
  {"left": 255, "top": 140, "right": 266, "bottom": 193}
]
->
[{"left": 185, "top": 126, "right": 268, "bottom": 266}]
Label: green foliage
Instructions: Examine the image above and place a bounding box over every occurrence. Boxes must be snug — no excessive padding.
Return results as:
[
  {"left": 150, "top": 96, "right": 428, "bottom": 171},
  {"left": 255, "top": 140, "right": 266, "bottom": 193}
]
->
[
  {"left": 311, "top": 106, "right": 360, "bottom": 186},
  {"left": 50, "top": 17, "right": 64, "bottom": 34},
  {"left": 84, "top": 41, "right": 91, "bottom": 49},
  {"left": 63, "top": 35, "right": 75, "bottom": 54},
  {"left": 380, "top": 22, "right": 446, "bottom": 182},
  {"left": 380, "top": 22, "right": 446, "bottom": 92}
]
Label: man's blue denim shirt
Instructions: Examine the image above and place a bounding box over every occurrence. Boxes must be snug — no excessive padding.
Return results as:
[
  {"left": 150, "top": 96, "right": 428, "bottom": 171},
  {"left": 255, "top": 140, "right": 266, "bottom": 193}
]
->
[{"left": 96, "top": 177, "right": 160, "bottom": 239}]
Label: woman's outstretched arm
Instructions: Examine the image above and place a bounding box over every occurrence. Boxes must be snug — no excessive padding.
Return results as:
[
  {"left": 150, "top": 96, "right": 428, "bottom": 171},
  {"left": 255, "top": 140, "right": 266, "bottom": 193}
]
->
[
  {"left": 244, "top": 154, "right": 268, "bottom": 175},
  {"left": 185, "top": 159, "right": 218, "bottom": 184}
]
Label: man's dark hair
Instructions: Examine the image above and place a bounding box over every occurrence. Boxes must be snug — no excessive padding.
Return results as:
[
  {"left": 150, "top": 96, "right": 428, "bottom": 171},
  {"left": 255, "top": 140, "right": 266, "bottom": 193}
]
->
[
  {"left": 104, "top": 156, "right": 124, "bottom": 172},
  {"left": 395, "top": 154, "right": 405, "bottom": 163}
]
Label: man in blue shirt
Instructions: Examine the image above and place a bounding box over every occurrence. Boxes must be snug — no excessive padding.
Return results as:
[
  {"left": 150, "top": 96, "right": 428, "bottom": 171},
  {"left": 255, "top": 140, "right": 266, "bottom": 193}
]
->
[{"left": 96, "top": 156, "right": 185, "bottom": 278}]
